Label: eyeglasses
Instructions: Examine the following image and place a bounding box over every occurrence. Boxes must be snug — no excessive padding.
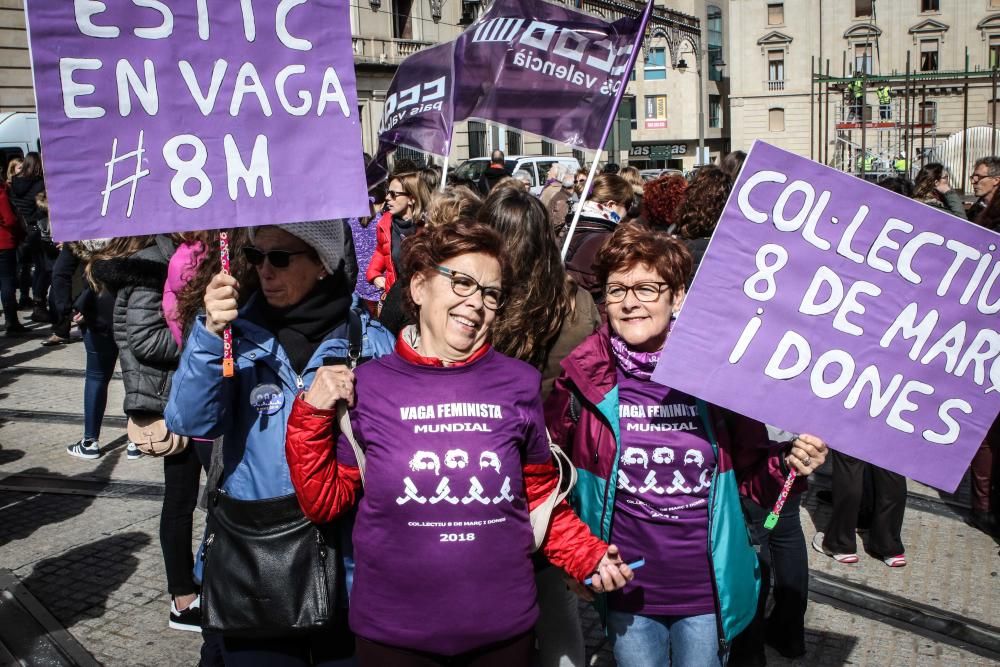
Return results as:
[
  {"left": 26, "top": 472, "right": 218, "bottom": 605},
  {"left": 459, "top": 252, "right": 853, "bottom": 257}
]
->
[
  {"left": 434, "top": 265, "right": 505, "bottom": 310},
  {"left": 971, "top": 173, "right": 997, "bottom": 183},
  {"left": 386, "top": 189, "right": 409, "bottom": 199},
  {"left": 242, "top": 247, "right": 309, "bottom": 269},
  {"left": 605, "top": 282, "right": 672, "bottom": 303},
  {"left": 574, "top": 179, "right": 587, "bottom": 184}
]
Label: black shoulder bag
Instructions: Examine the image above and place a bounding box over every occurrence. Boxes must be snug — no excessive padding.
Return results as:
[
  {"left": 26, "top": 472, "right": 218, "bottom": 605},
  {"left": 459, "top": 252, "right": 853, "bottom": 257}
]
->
[{"left": 199, "top": 310, "right": 368, "bottom": 639}]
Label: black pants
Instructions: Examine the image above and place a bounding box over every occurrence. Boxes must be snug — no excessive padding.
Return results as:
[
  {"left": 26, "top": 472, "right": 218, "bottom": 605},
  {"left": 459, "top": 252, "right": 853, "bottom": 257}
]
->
[
  {"left": 0, "top": 248, "right": 20, "bottom": 327},
  {"left": 221, "top": 618, "right": 354, "bottom": 666},
  {"left": 160, "top": 444, "right": 203, "bottom": 597},
  {"left": 356, "top": 631, "right": 533, "bottom": 667},
  {"left": 48, "top": 244, "right": 79, "bottom": 337},
  {"left": 823, "top": 450, "right": 906, "bottom": 557},
  {"left": 730, "top": 496, "right": 808, "bottom": 664}
]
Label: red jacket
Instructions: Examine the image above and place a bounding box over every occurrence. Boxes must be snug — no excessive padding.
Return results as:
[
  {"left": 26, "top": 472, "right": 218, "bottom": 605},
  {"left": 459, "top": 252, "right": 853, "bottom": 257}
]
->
[
  {"left": 286, "top": 341, "right": 609, "bottom": 582},
  {"left": 364, "top": 211, "right": 397, "bottom": 292},
  {"left": 0, "top": 187, "right": 22, "bottom": 251}
]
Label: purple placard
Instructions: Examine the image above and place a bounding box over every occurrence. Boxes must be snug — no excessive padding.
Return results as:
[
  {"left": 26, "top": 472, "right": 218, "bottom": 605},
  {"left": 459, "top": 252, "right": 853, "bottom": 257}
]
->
[
  {"left": 25, "top": 0, "right": 368, "bottom": 241},
  {"left": 654, "top": 142, "right": 1000, "bottom": 491},
  {"left": 454, "top": 0, "right": 650, "bottom": 151}
]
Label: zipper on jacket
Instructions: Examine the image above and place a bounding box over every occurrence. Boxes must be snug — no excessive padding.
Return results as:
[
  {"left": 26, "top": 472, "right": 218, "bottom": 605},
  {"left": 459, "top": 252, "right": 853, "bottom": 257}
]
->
[
  {"left": 296, "top": 375, "right": 304, "bottom": 390},
  {"left": 201, "top": 533, "right": 214, "bottom": 561}
]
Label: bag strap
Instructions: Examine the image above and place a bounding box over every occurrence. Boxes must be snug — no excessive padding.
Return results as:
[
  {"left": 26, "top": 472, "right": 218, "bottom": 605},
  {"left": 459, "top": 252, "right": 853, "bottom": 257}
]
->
[
  {"left": 529, "top": 430, "right": 578, "bottom": 551},
  {"left": 347, "top": 307, "right": 363, "bottom": 367},
  {"left": 337, "top": 401, "right": 365, "bottom": 487}
]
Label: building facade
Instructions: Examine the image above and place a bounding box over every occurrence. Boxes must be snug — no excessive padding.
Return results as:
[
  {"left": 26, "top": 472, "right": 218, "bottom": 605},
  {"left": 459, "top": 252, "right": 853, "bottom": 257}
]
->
[
  {"left": 728, "top": 0, "right": 998, "bottom": 184},
  {"left": 0, "top": 0, "right": 32, "bottom": 112}
]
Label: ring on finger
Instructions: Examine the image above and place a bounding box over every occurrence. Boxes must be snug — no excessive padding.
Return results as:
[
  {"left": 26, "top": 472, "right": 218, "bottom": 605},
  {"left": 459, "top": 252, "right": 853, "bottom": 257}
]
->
[{"left": 803, "top": 455, "right": 812, "bottom": 466}]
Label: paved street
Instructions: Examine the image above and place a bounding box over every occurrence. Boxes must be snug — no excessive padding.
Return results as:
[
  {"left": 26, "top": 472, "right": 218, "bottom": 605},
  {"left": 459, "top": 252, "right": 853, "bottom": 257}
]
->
[{"left": 1, "top": 322, "right": 998, "bottom": 666}]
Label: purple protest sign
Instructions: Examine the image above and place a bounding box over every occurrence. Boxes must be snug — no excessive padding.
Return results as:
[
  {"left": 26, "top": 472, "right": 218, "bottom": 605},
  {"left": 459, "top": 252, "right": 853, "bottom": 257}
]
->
[
  {"left": 654, "top": 142, "right": 1000, "bottom": 491},
  {"left": 25, "top": 1, "right": 368, "bottom": 241},
  {"left": 454, "top": 0, "right": 651, "bottom": 150}
]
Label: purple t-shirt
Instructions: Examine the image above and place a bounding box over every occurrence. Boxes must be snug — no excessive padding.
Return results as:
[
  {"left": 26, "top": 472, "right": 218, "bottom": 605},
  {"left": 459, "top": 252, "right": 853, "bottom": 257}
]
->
[
  {"left": 338, "top": 349, "right": 552, "bottom": 655},
  {"left": 609, "top": 371, "right": 717, "bottom": 616}
]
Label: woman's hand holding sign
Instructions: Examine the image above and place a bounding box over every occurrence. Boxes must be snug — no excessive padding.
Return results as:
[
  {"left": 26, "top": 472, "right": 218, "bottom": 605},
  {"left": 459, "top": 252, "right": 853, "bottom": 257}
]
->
[
  {"left": 205, "top": 272, "right": 240, "bottom": 337},
  {"left": 785, "top": 433, "right": 827, "bottom": 475},
  {"left": 303, "top": 366, "right": 356, "bottom": 409}
]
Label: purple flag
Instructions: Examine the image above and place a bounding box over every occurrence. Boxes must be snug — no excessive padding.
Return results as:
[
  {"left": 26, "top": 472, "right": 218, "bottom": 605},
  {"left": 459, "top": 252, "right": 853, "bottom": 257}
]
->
[
  {"left": 367, "top": 41, "right": 456, "bottom": 186},
  {"left": 455, "top": 0, "right": 652, "bottom": 150},
  {"left": 654, "top": 142, "right": 1000, "bottom": 492},
  {"left": 25, "top": 0, "right": 368, "bottom": 241}
]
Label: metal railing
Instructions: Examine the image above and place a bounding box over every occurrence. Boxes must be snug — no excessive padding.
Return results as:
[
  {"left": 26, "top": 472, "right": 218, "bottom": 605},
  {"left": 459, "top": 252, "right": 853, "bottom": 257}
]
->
[
  {"left": 351, "top": 37, "right": 434, "bottom": 65},
  {"left": 766, "top": 79, "right": 785, "bottom": 91}
]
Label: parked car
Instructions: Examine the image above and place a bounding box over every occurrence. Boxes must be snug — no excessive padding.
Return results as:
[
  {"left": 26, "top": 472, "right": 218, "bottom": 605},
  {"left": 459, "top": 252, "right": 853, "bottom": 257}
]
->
[
  {"left": 639, "top": 168, "right": 683, "bottom": 182},
  {"left": 453, "top": 155, "right": 581, "bottom": 189},
  {"left": 0, "top": 111, "right": 41, "bottom": 175}
]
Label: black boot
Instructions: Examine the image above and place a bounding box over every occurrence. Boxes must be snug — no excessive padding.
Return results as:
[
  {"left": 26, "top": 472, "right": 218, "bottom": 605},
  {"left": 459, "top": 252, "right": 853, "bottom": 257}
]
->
[{"left": 29, "top": 301, "right": 51, "bottom": 323}]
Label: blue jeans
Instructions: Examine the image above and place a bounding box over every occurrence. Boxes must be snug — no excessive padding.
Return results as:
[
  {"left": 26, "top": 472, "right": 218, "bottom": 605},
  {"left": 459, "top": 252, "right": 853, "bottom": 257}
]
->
[
  {"left": 83, "top": 327, "right": 118, "bottom": 440},
  {"left": 608, "top": 610, "right": 723, "bottom": 667}
]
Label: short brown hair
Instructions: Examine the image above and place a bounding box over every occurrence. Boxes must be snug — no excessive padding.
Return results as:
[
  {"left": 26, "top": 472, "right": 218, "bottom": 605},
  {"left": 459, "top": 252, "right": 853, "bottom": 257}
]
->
[
  {"left": 399, "top": 219, "right": 512, "bottom": 321},
  {"left": 589, "top": 173, "right": 634, "bottom": 209},
  {"left": 594, "top": 222, "right": 692, "bottom": 294}
]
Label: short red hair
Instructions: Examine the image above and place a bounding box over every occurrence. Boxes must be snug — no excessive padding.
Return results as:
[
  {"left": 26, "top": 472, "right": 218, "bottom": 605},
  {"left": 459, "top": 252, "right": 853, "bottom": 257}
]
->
[
  {"left": 594, "top": 222, "right": 692, "bottom": 294},
  {"left": 642, "top": 174, "right": 688, "bottom": 230}
]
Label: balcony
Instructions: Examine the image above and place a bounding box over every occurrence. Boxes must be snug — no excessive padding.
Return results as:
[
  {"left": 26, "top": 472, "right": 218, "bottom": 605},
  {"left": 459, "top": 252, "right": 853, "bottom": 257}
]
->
[
  {"left": 352, "top": 37, "right": 434, "bottom": 66},
  {"left": 766, "top": 79, "right": 786, "bottom": 91}
]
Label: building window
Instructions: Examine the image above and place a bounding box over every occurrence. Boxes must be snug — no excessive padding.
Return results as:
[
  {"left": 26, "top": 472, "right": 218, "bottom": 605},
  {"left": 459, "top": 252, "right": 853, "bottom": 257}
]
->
[
  {"left": 990, "top": 98, "right": 1000, "bottom": 123},
  {"left": 919, "top": 100, "right": 937, "bottom": 125},
  {"left": 769, "top": 108, "right": 785, "bottom": 132},
  {"left": 391, "top": 0, "right": 414, "bottom": 39},
  {"left": 920, "top": 0, "right": 939, "bottom": 11},
  {"left": 622, "top": 96, "right": 638, "bottom": 131},
  {"left": 644, "top": 95, "right": 667, "bottom": 129},
  {"left": 709, "top": 95, "right": 721, "bottom": 128},
  {"left": 644, "top": 47, "right": 667, "bottom": 80},
  {"left": 854, "top": 0, "right": 873, "bottom": 17},
  {"left": 541, "top": 140, "right": 555, "bottom": 156},
  {"left": 990, "top": 35, "right": 1000, "bottom": 69},
  {"left": 573, "top": 149, "right": 586, "bottom": 167},
  {"left": 468, "top": 120, "right": 487, "bottom": 158},
  {"left": 920, "top": 39, "right": 939, "bottom": 71},
  {"left": 394, "top": 147, "right": 425, "bottom": 167},
  {"left": 506, "top": 130, "right": 522, "bottom": 155},
  {"left": 767, "top": 3, "right": 784, "bottom": 25},
  {"left": 767, "top": 50, "right": 784, "bottom": 90},
  {"left": 707, "top": 6, "right": 723, "bottom": 82},
  {"left": 854, "top": 43, "right": 873, "bottom": 75}
]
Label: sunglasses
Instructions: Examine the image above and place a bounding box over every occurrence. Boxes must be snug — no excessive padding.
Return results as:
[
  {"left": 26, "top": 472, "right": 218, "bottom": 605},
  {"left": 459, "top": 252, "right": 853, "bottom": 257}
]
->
[
  {"left": 242, "top": 247, "right": 309, "bottom": 268},
  {"left": 386, "top": 189, "right": 409, "bottom": 199}
]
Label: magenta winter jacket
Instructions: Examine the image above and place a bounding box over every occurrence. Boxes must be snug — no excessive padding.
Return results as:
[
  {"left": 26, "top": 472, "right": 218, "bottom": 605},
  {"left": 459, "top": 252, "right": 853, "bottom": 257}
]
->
[{"left": 163, "top": 240, "right": 206, "bottom": 346}]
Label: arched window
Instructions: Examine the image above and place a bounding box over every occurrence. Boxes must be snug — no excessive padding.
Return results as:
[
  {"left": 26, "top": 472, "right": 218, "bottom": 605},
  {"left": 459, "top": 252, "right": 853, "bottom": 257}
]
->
[
  {"left": 708, "top": 5, "right": 723, "bottom": 81},
  {"left": 769, "top": 108, "right": 785, "bottom": 132}
]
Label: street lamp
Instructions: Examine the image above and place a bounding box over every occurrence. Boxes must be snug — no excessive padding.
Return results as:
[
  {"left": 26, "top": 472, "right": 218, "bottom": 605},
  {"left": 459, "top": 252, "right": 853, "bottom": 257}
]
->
[{"left": 676, "top": 52, "right": 726, "bottom": 168}]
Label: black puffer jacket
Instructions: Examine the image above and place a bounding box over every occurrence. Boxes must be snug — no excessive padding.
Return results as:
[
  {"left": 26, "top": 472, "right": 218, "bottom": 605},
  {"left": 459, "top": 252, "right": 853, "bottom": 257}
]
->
[{"left": 91, "top": 236, "right": 178, "bottom": 415}]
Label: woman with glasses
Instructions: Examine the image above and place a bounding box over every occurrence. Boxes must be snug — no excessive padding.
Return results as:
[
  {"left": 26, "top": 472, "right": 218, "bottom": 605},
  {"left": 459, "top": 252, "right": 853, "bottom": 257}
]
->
[
  {"left": 285, "top": 220, "right": 634, "bottom": 666},
  {"left": 912, "top": 164, "right": 966, "bottom": 219},
  {"left": 545, "top": 222, "right": 828, "bottom": 667},
  {"left": 165, "top": 221, "right": 394, "bottom": 665},
  {"left": 366, "top": 171, "right": 431, "bottom": 302}
]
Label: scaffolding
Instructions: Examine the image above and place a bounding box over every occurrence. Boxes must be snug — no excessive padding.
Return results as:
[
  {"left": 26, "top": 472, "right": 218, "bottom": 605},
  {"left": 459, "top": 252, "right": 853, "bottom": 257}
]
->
[{"left": 810, "top": 53, "right": 998, "bottom": 191}]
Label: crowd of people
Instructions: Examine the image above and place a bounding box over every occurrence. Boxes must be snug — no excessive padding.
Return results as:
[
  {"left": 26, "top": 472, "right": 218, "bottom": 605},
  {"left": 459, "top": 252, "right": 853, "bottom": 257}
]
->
[{"left": 1, "top": 147, "right": 998, "bottom": 667}]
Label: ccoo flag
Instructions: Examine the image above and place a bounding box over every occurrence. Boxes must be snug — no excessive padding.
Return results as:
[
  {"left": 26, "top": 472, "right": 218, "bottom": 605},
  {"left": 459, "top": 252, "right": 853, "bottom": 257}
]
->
[{"left": 369, "top": 0, "right": 652, "bottom": 183}]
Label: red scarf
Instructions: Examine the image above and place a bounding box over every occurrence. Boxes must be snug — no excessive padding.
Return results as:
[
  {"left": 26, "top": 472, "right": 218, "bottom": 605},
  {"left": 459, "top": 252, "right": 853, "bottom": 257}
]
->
[{"left": 395, "top": 325, "right": 490, "bottom": 367}]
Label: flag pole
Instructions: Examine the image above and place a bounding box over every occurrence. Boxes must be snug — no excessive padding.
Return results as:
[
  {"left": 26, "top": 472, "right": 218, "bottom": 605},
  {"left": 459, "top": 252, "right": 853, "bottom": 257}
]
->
[
  {"left": 559, "top": 0, "right": 654, "bottom": 261},
  {"left": 439, "top": 136, "right": 452, "bottom": 192},
  {"left": 560, "top": 153, "right": 602, "bottom": 261}
]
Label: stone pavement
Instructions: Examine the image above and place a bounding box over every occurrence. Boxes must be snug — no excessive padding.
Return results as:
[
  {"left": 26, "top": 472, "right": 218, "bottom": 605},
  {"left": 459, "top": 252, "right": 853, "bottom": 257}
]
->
[{"left": 1, "top": 321, "right": 998, "bottom": 666}]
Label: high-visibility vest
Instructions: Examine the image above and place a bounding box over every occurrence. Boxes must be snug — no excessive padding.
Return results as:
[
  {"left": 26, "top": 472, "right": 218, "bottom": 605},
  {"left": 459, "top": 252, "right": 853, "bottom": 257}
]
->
[
  {"left": 851, "top": 80, "right": 864, "bottom": 98},
  {"left": 877, "top": 87, "right": 890, "bottom": 104},
  {"left": 863, "top": 155, "right": 874, "bottom": 170},
  {"left": 894, "top": 158, "right": 907, "bottom": 172}
]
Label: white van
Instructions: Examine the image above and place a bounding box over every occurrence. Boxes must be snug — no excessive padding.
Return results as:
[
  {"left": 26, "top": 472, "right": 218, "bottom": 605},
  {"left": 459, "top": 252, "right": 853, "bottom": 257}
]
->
[
  {"left": 453, "top": 155, "right": 581, "bottom": 189},
  {"left": 0, "top": 111, "right": 41, "bottom": 174}
]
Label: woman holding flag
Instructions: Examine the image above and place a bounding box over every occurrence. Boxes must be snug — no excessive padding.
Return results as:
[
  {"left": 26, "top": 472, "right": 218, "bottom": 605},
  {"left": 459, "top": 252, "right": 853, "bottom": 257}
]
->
[{"left": 545, "top": 222, "right": 828, "bottom": 666}]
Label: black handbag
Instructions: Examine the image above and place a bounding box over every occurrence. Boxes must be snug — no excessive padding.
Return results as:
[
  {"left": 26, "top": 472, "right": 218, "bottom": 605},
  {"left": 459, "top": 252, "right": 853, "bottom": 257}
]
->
[{"left": 200, "top": 491, "right": 340, "bottom": 638}]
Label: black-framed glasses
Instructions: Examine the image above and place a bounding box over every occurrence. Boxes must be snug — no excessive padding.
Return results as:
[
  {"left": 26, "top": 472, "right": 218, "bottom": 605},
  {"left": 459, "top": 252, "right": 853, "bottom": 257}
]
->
[
  {"left": 605, "top": 282, "right": 672, "bottom": 303},
  {"left": 434, "top": 265, "right": 505, "bottom": 310},
  {"left": 386, "top": 189, "right": 409, "bottom": 199},
  {"left": 242, "top": 247, "right": 309, "bottom": 269}
]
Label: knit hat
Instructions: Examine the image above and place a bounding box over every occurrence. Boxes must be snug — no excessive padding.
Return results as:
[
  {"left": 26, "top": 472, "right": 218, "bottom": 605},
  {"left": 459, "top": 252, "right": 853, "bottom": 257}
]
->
[{"left": 249, "top": 220, "right": 351, "bottom": 279}]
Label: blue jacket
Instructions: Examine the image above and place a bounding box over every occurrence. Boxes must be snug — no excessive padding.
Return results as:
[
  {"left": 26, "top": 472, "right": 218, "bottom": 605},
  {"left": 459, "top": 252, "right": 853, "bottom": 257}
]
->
[{"left": 165, "top": 297, "right": 394, "bottom": 501}]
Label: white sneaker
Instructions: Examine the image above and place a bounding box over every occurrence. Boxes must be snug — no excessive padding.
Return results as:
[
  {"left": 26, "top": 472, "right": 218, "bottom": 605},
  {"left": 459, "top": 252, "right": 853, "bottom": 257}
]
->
[
  {"left": 125, "top": 442, "right": 143, "bottom": 460},
  {"left": 67, "top": 438, "right": 101, "bottom": 460},
  {"left": 169, "top": 595, "right": 202, "bottom": 632}
]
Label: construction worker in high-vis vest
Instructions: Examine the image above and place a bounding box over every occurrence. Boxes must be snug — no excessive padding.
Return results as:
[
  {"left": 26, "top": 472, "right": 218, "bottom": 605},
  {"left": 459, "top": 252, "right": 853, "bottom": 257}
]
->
[
  {"left": 849, "top": 74, "right": 865, "bottom": 120},
  {"left": 862, "top": 152, "right": 875, "bottom": 173},
  {"left": 894, "top": 154, "right": 908, "bottom": 175},
  {"left": 877, "top": 85, "right": 891, "bottom": 120}
]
